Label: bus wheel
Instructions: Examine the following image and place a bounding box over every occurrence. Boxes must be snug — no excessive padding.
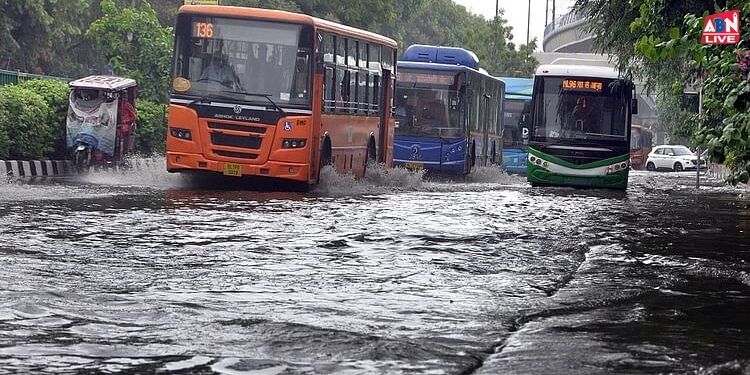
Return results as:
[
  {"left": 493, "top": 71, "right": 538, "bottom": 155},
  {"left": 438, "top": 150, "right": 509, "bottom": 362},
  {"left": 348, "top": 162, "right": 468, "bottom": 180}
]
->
[
  {"left": 646, "top": 162, "right": 656, "bottom": 171},
  {"left": 364, "top": 137, "right": 376, "bottom": 176},
  {"left": 470, "top": 143, "right": 476, "bottom": 168},
  {"left": 313, "top": 137, "right": 332, "bottom": 187}
]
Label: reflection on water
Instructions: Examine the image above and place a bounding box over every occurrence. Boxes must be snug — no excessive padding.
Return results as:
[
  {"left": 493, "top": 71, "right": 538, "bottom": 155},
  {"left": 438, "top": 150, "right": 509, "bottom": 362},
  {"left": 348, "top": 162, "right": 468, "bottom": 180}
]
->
[{"left": 0, "top": 157, "right": 748, "bottom": 374}]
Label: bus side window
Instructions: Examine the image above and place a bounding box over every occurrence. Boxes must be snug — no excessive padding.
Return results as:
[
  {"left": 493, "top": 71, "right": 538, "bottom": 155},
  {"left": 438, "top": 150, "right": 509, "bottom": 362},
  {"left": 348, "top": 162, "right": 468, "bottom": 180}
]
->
[
  {"left": 372, "top": 74, "right": 380, "bottom": 112},
  {"left": 324, "top": 66, "right": 334, "bottom": 112},
  {"left": 336, "top": 68, "right": 348, "bottom": 112},
  {"left": 348, "top": 69, "right": 357, "bottom": 114},
  {"left": 358, "top": 70, "right": 367, "bottom": 113},
  {"left": 292, "top": 52, "right": 309, "bottom": 99}
]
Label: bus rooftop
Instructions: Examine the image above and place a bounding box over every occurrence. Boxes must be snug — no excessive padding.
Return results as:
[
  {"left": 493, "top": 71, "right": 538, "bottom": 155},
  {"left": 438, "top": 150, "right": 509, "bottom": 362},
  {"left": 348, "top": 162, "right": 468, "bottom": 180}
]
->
[
  {"left": 179, "top": 5, "right": 397, "bottom": 47},
  {"left": 400, "top": 45, "right": 480, "bottom": 70},
  {"left": 535, "top": 64, "right": 622, "bottom": 80}
]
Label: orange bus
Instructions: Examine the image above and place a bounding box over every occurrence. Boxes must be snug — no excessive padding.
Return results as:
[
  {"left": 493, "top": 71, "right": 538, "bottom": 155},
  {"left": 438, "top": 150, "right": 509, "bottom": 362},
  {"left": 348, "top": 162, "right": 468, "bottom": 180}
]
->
[
  {"left": 629, "top": 124, "right": 653, "bottom": 169},
  {"left": 166, "top": 5, "right": 398, "bottom": 188}
]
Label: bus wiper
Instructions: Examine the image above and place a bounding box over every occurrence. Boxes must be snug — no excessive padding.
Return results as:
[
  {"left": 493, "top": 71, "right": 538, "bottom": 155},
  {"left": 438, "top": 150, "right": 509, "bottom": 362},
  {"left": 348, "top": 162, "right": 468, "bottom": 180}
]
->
[
  {"left": 227, "top": 91, "right": 286, "bottom": 114},
  {"left": 187, "top": 96, "right": 211, "bottom": 106}
]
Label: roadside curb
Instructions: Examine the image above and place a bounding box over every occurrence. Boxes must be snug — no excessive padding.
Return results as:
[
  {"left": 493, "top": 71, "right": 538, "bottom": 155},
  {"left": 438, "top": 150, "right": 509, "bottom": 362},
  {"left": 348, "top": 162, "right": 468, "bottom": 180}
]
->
[{"left": 1, "top": 160, "right": 74, "bottom": 179}]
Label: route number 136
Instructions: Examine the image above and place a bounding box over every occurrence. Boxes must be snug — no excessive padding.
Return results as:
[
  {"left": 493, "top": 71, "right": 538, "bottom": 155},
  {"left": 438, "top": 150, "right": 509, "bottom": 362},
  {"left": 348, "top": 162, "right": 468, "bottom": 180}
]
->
[{"left": 194, "top": 22, "right": 214, "bottom": 38}]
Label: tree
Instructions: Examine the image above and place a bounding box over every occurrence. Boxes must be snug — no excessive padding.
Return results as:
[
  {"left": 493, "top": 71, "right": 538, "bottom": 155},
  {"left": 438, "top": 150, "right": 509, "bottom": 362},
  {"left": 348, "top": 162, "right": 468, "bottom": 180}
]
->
[
  {"left": 222, "top": 0, "right": 300, "bottom": 12},
  {"left": 574, "top": 0, "right": 749, "bottom": 184},
  {"left": 0, "top": 0, "right": 95, "bottom": 76},
  {"left": 143, "top": 0, "right": 182, "bottom": 28},
  {"left": 461, "top": 12, "right": 538, "bottom": 77},
  {"left": 374, "top": 0, "right": 537, "bottom": 77},
  {"left": 632, "top": 1, "right": 750, "bottom": 184},
  {"left": 86, "top": 0, "right": 173, "bottom": 102}
]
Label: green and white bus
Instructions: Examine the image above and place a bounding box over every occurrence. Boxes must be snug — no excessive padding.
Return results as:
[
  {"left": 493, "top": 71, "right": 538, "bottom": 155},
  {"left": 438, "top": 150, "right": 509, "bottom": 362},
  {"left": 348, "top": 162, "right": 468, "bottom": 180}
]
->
[{"left": 526, "top": 64, "right": 637, "bottom": 189}]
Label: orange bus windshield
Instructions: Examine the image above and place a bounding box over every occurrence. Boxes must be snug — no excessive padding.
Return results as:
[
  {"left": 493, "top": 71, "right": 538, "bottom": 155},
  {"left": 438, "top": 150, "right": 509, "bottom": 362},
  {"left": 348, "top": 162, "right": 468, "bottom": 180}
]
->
[{"left": 172, "top": 15, "right": 314, "bottom": 109}]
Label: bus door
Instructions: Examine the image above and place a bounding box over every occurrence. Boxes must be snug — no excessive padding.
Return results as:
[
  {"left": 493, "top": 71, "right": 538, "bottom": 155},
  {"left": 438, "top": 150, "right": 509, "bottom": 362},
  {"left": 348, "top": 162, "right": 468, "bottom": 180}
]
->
[
  {"left": 482, "top": 92, "right": 491, "bottom": 166},
  {"left": 377, "top": 69, "right": 392, "bottom": 164}
]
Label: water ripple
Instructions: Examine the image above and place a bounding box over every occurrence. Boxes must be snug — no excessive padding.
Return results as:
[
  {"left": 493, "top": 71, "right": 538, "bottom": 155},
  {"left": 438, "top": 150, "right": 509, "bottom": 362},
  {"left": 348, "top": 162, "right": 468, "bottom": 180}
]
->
[{"left": 0, "top": 160, "right": 748, "bottom": 373}]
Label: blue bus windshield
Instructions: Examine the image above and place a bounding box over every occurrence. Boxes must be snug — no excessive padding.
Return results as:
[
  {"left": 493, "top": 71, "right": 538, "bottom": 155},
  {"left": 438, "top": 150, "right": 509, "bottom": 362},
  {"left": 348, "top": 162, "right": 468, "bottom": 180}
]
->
[
  {"left": 503, "top": 98, "right": 529, "bottom": 148},
  {"left": 394, "top": 85, "right": 463, "bottom": 138}
]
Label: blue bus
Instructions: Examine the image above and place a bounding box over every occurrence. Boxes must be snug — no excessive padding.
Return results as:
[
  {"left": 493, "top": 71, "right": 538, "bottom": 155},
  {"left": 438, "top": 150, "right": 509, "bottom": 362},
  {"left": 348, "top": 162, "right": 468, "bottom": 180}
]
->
[
  {"left": 392, "top": 45, "right": 505, "bottom": 175},
  {"left": 527, "top": 64, "right": 637, "bottom": 189},
  {"left": 499, "top": 77, "right": 533, "bottom": 174}
]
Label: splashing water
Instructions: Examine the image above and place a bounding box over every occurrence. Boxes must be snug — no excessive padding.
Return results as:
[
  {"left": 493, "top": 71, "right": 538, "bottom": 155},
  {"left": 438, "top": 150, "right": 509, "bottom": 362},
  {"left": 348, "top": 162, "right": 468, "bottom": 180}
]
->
[
  {"left": 74, "top": 155, "right": 192, "bottom": 189},
  {"left": 312, "top": 163, "right": 425, "bottom": 196},
  {"left": 314, "top": 163, "right": 529, "bottom": 196},
  {"left": 466, "top": 166, "right": 527, "bottom": 185},
  {"left": 3, "top": 155, "right": 744, "bottom": 199}
]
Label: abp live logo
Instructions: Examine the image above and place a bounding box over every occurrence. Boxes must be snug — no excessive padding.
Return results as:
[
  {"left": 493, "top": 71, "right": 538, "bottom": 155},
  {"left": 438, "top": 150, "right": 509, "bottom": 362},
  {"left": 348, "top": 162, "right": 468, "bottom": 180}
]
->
[{"left": 702, "top": 10, "right": 740, "bottom": 44}]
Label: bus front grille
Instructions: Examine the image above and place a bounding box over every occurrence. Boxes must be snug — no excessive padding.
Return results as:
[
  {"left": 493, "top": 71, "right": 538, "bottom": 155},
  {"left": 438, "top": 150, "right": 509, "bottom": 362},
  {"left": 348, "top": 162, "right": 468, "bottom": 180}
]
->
[
  {"left": 210, "top": 132, "right": 262, "bottom": 149},
  {"left": 213, "top": 150, "right": 258, "bottom": 159},
  {"left": 208, "top": 122, "right": 266, "bottom": 134}
]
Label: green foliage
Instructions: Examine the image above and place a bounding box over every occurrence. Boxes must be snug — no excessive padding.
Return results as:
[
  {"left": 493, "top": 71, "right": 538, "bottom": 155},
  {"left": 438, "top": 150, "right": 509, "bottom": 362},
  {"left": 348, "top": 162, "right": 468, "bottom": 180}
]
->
[
  {"left": 0, "top": 105, "right": 10, "bottom": 159},
  {"left": 0, "top": 85, "right": 56, "bottom": 159},
  {"left": 229, "top": 0, "right": 538, "bottom": 77},
  {"left": 654, "top": 86, "right": 697, "bottom": 146},
  {"left": 134, "top": 99, "right": 168, "bottom": 155},
  {"left": 146, "top": 0, "right": 182, "bottom": 28},
  {"left": 299, "top": 0, "right": 395, "bottom": 29},
  {"left": 223, "top": 0, "right": 301, "bottom": 13},
  {"left": 463, "top": 14, "right": 538, "bottom": 77},
  {"left": 86, "top": 0, "right": 174, "bottom": 102},
  {"left": 0, "top": 0, "right": 95, "bottom": 76},
  {"left": 575, "top": 0, "right": 750, "bottom": 184},
  {"left": 378, "top": 0, "right": 537, "bottom": 77},
  {"left": 635, "top": 2, "right": 750, "bottom": 184},
  {"left": 16, "top": 79, "right": 72, "bottom": 158}
]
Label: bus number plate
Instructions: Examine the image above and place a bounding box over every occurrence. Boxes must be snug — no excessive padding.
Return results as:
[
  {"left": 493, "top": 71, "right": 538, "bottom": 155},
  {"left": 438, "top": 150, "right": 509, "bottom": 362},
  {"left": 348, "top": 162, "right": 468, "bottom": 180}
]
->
[
  {"left": 223, "top": 163, "right": 242, "bottom": 177},
  {"left": 405, "top": 162, "right": 423, "bottom": 170}
]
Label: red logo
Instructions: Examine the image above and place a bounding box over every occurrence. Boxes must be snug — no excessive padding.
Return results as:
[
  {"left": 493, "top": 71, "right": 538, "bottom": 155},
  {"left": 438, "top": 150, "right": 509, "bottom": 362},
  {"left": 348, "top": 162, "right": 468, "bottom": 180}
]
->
[{"left": 702, "top": 10, "right": 740, "bottom": 44}]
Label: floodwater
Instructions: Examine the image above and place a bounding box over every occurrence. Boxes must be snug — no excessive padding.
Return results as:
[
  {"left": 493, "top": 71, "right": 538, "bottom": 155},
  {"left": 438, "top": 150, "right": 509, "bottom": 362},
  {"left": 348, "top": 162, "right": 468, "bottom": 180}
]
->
[{"left": 0, "top": 159, "right": 748, "bottom": 374}]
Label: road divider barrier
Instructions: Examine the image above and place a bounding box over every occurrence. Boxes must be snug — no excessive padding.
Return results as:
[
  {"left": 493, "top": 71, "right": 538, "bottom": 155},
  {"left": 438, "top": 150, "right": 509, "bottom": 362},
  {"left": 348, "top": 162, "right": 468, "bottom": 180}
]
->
[{"left": 2, "top": 160, "right": 73, "bottom": 179}]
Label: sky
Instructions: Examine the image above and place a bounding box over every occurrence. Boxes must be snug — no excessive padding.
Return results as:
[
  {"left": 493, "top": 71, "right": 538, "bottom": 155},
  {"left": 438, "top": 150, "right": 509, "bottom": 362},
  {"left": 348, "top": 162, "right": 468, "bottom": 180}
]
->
[{"left": 452, "top": 0, "right": 576, "bottom": 51}]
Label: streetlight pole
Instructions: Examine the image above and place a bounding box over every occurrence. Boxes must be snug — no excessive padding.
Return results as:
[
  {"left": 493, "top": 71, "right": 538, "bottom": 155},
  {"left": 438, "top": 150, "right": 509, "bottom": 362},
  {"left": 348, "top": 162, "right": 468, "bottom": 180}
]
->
[
  {"left": 496, "top": 0, "right": 499, "bottom": 18},
  {"left": 527, "top": 0, "right": 531, "bottom": 44},
  {"left": 552, "top": 0, "right": 556, "bottom": 23}
]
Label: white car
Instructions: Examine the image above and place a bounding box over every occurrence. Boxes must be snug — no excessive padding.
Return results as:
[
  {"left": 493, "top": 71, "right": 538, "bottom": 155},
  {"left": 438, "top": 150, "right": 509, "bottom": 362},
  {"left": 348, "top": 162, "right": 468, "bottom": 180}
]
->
[{"left": 645, "top": 145, "right": 706, "bottom": 172}]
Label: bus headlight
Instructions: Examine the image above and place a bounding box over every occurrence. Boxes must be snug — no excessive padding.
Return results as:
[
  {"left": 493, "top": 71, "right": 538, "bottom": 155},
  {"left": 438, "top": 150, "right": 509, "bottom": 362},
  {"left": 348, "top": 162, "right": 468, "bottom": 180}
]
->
[
  {"left": 528, "top": 155, "right": 549, "bottom": 169},
  {"left": 170, "top": 128, "right": 192, "bottom": 140},
  {"left": 606, "top": 161, "right": 629, "bottom": 174},
  {"left": 282, "top": 138, "right": 307, "bottom": 149}
]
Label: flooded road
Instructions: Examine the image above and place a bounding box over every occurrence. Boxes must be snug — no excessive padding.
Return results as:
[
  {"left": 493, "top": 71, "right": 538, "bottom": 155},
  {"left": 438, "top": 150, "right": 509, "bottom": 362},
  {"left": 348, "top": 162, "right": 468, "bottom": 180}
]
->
[{"left": 0, "top": 160, "right": 748, "bottom": 374}]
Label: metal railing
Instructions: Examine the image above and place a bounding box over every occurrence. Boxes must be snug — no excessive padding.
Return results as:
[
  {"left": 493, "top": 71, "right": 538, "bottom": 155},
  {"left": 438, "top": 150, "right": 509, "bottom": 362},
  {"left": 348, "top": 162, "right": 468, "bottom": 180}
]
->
[
  {"left": 544, "top": 11, "right": 586, "bottom": 37},
  {"left": 0, "top": 69, "right": 70, "bottom": 86}
]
